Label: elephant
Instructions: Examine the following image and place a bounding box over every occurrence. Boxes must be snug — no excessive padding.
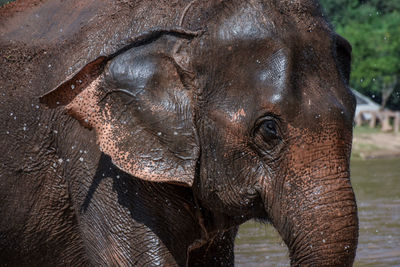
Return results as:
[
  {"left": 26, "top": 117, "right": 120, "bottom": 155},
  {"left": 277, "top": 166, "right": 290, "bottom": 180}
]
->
[{"left": 0, "top": 0, "right": 358, "bottom": 266}]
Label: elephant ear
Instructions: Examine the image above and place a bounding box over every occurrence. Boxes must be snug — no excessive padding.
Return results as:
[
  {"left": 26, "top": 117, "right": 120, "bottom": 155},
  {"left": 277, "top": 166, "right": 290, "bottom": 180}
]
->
[{"left": 40, "top": 32, "right": 200, "bottom": 187}]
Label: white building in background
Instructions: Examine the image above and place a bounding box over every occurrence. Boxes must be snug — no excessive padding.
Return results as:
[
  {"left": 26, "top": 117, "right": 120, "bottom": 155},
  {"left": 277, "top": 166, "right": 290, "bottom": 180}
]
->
[{"left": 351, "top": 89, "right": 380, "bottom": 119}]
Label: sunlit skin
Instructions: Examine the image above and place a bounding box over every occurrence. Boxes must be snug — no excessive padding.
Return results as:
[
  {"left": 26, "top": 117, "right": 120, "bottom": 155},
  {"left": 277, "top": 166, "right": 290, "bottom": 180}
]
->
[{"left": 1, "top": 0, "right": 357, "bottom": 266}]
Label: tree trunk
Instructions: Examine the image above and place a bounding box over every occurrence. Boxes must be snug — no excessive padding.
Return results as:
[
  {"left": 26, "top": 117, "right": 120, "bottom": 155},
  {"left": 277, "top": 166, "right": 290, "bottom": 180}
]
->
[{"left": 380, "top": 76, "right": 398, "bottom": 110}]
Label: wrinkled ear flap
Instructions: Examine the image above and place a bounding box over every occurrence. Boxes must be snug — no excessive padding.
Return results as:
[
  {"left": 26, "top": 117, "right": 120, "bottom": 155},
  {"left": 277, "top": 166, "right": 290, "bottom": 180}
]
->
[
  {"left": 40, "top": 56, "right": 108, "bottom": 109},
  {"left": 40, "top": 30, "right": 200, "bottom": 187}
]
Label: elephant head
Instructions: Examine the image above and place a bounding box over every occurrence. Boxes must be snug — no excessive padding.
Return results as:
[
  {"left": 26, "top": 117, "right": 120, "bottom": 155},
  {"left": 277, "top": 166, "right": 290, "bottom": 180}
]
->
[{"left": 41, "top": 0, "right": 358, "bottom": 265}]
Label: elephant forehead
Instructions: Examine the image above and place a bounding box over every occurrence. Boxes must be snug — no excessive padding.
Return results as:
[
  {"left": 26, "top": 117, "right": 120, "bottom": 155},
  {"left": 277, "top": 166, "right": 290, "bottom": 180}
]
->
[
  {"left": 196, "top": 0, "right": 352, "bottom": 127},
  {"left": 211, "top": 0, "right": 326, "bottom": 43},
  {"left": 216, "top": 3, "right": 275, "bottom": 42},
  {"left": 254, "top": 48, "right": 289, "bottom": 103},
  {"left": 205, "top": 45, "right": 292, "bottom": 118}
]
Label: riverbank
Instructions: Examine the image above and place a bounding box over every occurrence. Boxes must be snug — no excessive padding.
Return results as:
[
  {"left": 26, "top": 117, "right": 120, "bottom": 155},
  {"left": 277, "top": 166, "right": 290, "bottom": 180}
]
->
[{"left": 352, "top": 126, "right": 400, "bottom": 160}]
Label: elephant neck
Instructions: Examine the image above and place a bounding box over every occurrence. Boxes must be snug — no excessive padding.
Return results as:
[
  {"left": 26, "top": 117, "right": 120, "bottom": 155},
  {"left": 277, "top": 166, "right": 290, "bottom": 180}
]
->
[
  {"left": 126, "top": 181, "right": 237, "bottom": 266},
  {"left": 186, "top": 196, "right": 238, "bottom": 266}
]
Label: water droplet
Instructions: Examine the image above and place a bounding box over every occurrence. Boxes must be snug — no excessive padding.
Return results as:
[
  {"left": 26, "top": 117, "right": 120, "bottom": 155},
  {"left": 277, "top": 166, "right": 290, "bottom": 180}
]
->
[
  {"left": 322, "top": 239, "right": 326, "bottom": 243},
  {"left": 71, "top": 84, "right": 75, "bottom": 90},
  {"left": 157, "top": 132, "right": 162, "bottom": 136},
  {"left": 173, "top": 131, "right": 178, "bottom": 135},
  {"left": 58, "top": 158, "right": 63, "bottom": 164},
  {"left": 79, "top": 157, "right": 84, "bottom": 162}
]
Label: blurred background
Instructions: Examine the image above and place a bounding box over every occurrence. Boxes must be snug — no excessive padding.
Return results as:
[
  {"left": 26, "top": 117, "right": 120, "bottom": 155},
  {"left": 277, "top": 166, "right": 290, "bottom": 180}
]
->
[
  {"left": 321, "top": 0, "right": 400, "bottom": 112},
  {"left": 1, "top": 0, "right": 399, "bottom": 266}
]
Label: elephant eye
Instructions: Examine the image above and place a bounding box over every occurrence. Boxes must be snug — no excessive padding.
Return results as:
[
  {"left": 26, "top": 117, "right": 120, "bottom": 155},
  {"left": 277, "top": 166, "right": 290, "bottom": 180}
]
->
[
  {"left": 253, "top": 116, "right": 282, "bottom": 154},
  {"left": 259, "top": 120, "right": 278, "bottom": 140}
]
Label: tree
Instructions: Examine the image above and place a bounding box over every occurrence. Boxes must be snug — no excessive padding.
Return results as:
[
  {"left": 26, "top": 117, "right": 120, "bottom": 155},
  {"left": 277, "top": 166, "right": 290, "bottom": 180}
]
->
[
  {"left": 320, "top": 0, "right": 400, "bottom": 110},
  {"left": 0, "top": 0, "right": 13, "bottom": 6}
]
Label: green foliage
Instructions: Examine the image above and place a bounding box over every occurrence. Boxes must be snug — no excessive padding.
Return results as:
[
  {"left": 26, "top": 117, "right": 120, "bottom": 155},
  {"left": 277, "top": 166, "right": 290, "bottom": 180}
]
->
[
  {"left": 353, "top": 125, "right": 381, "bottom": 135},
  {"left": 0, "top": 0, "right": 14, "bottom": 6},
  {"left": 320, "top": 0, "right": 400, "bottom": 110}
]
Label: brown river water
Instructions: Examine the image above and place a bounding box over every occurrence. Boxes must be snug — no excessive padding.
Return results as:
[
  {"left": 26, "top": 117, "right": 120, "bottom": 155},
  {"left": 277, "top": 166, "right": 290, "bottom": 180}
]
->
[{"left": 235, "top": 158, "right": 400, "bottom": 266}]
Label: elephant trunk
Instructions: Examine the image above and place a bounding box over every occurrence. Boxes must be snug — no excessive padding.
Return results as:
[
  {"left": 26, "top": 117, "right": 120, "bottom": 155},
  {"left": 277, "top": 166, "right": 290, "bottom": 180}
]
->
[
  {"left": 263, "top": 143, "right": 359, "bottom": 266},
  {"left": 287, "top": 180, "right": 358, "bottom": 266}
]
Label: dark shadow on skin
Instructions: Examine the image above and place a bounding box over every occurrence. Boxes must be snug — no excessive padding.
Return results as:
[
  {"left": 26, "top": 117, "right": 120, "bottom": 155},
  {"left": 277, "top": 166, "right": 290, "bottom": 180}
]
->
[
  {"left": 80, "top": 160, "right": 106, "bottom": 213},
  {"left": 80, "top": 153, "right": 195, "bottom": 219},
  {"left": 80, "top": 153, "right": 214, "bottom": 265}
]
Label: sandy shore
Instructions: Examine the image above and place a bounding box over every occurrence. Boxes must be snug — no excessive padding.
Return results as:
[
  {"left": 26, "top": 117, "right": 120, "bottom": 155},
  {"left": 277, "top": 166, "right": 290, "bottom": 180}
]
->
[{"left": 352, "top": 131, "right": 400, "bottom": 160}]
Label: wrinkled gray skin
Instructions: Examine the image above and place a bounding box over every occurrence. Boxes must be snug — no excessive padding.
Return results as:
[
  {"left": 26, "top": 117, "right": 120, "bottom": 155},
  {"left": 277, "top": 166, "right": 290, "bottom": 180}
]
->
[{"left": 0, "top": 0, "right": 358, "bottom": 266}]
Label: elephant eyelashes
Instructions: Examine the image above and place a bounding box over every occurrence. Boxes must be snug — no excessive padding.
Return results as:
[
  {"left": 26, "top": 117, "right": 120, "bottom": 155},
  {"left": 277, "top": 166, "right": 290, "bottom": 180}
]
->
[{"left": 253, "top": 117, "right": 282, "bottom": 154}]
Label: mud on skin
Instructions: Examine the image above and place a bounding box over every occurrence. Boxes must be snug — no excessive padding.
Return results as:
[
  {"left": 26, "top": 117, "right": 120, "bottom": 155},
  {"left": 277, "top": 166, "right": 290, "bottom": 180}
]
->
[{"left": 0, "top": 0, "right": 358, "bottom": 266}]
